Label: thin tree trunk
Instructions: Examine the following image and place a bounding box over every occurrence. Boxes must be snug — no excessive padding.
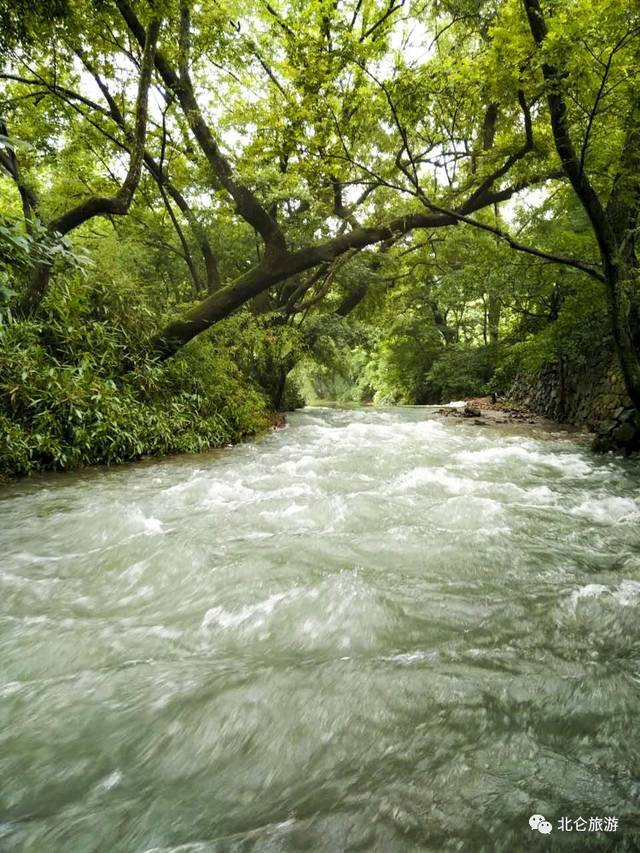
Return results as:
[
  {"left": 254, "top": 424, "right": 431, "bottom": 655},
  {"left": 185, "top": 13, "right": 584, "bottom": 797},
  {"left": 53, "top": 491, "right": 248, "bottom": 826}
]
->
[
  {"left": 487, "top": 293, "right": 500, "bottom": 344},
  {"left": 605, "top": 257, "right": 640, "bottom": 410},
  {"left": 21, "top": 263, "right": 52, "bottom": 315},
  {"left": 523, "top": 0, "right": 640, "bottom": 413}
]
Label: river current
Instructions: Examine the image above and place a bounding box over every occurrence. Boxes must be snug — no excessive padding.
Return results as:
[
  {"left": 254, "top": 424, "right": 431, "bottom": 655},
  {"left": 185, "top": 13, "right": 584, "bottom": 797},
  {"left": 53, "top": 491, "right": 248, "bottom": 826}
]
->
[{"left": 1, "top": 406, "right": 640, "bottom": 852}]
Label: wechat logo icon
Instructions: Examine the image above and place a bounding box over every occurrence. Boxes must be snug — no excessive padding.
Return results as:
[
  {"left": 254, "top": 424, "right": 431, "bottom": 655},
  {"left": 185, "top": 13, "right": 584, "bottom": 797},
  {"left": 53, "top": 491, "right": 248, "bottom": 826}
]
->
[{"left": 529, "top": 814, "right": 553, "bottom": 834}]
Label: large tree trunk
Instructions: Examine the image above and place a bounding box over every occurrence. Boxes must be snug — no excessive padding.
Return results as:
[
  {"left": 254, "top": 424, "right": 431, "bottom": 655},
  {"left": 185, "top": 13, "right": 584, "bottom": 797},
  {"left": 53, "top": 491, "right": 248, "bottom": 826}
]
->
[
  {"left": 153, "top": 262, "right": 284, "bottom": 358},
  {"left": 523, "top": 0, "right": 640, "bottom": 419}
]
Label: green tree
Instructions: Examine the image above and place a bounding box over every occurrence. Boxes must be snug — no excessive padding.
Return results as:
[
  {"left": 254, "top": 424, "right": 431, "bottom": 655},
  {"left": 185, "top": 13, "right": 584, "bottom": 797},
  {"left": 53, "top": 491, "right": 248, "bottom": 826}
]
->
[{"left": 1, "top": 0, "right": 639, "bottom": 461}]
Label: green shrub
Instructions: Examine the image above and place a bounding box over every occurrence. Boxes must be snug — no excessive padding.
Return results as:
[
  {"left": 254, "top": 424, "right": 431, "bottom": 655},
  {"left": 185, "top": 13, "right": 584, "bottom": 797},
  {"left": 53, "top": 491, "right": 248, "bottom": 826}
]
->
[
  {"left": 493, "top": 278, "right": 608, "bottom": 389},
  {"left": 424, "top": 344, "right": 500, "bottom": 403},
  {"left": 362, "top": 315, "right": 443, "bottom": 404},
  {"left": 0, "top": 277, "right": 270, "bottom": 477}
]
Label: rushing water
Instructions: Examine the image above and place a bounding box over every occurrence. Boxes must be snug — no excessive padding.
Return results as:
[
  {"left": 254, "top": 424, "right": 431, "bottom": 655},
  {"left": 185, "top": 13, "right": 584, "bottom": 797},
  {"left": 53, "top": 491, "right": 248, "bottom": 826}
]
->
[{"left": 2, "top": 407, "right": 640, "bottom": 852}]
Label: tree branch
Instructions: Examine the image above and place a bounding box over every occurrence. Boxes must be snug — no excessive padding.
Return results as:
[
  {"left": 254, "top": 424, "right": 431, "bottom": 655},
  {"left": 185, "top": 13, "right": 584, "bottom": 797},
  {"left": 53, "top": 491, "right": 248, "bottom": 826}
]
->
[
  {"left": 116, "top": 0, "right": 287, "bottom": 254},
  {"left": 155, "top": 174, "right": 559, "bottom": 357},
  {"left": 360, "top": 0, "right": 405, "bottom": 42},
  {"left": 522, "top": 0, "right": 615, "bottom": 262},
  {"left": 48, "top": 17, "right": 161, "bottom": 236},
  {"left": 0, "top": 119, "right": 38, "bottom": 224}
]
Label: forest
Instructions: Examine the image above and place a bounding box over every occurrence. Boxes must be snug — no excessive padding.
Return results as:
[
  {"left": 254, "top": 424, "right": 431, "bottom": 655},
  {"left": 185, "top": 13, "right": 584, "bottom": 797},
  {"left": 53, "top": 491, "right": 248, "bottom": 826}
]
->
[{"left": 1, "top": 0, "right": 639, "bottom": 474}]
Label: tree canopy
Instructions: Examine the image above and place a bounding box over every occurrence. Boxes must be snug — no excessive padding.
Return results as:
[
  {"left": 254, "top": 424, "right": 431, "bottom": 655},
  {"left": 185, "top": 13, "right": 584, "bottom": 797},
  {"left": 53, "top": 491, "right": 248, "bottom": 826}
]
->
[{"left": 1, "top": 0, "right": 639, "bottom": 471}]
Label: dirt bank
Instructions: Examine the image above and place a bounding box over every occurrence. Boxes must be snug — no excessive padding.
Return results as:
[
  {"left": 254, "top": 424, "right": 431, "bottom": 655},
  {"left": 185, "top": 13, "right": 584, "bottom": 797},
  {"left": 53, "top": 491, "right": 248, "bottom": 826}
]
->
[{"left": 435, "top": 397, "right": 594, "bottom": 444}]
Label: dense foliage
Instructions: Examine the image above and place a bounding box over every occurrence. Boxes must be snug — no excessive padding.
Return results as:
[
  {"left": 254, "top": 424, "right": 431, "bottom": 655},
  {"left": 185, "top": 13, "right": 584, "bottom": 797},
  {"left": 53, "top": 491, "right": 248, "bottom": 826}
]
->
[
  {"left": 0, "top": 0, "right": 639, "bottom": 473},
  {"left": 295, "top": 194, "right": 609, "bottom": 405},
  {"left": 0, "top": 212, "right": 271, "bottom": 475},
  {"left": 0, "top": 286, "right": 270, "bottom": 476}
]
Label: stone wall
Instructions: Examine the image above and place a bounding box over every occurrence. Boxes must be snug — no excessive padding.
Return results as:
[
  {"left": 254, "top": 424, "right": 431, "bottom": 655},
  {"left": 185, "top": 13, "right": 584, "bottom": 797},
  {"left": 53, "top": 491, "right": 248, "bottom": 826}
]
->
[{"left": 508, "top": 349, "right": 640, "bottom": 453}]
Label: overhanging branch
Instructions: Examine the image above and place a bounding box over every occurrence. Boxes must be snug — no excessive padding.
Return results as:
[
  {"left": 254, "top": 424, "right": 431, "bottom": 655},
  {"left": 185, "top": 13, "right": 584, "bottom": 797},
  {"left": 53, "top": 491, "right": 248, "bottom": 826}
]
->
[{"left": 49, "top": 17, "right": 161, "bottom": 236}]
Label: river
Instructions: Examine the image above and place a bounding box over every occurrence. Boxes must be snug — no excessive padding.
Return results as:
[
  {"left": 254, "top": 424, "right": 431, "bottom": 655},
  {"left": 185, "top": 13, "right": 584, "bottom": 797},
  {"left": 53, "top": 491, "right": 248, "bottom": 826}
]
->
[{"left": 1, "top": 406, "right": 640, "bottom": 851}]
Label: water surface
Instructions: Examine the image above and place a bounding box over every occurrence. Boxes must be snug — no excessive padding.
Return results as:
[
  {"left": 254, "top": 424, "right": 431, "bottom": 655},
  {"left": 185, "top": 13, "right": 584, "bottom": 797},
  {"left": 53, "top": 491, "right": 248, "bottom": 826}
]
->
[{"left": 2, "top": 407, "right": 640, "bottom": 851}]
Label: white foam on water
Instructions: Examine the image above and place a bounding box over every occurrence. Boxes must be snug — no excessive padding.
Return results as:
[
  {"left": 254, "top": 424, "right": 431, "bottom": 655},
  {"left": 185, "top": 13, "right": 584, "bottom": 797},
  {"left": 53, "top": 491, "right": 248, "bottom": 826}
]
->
[
  {"left": 203, "top": 478, "right": 258, "bottom": 508},
  {"left": 391, "top": 466, "right": 475, "bottom": 495},
  {"left": 428, "top": 495, "right": 505, "bottom": 531},
  {"left": 568, "top": 580, "right": 640, "bottom": 611},
  {"left": 143, "top": 516, "right": 164, "bottom": 535},
  {"left": 390, "top": 470, "right": 561, "bottom": 512},
  {"left": 520, "top": 485, "right": 559, "bottom": 505},
  {"left": 96, "top": 769, "right": 123, "bottom": 791},
  {"left": 200, "top": 569, "right": 397, "bottom": 653},
  {"left": 276, "top": 458, "right": 321, "bottom": 478},
  {"left": 457, "top": 444, "right": 593, "bottom": 477},
  {"left": 613, "top": 580, "right": 640, "bottom": 606},
  {"left": 382, "top": 650, "right": 439, "bottom": 664},
  {"left": 568, "top": 495, "right": 640, "bottom": 524},
  {"left": 259, "top": 502, "right": 307, "bottom": 520},
  {"left": 569, "top": 584, "right": 609, "bottom": 609},
  {"left": 201, "top": 590, "right": 296, "bottom": 631},
  {"left": 492, "top": 482, "right": 559, "bottom": 506},
  {"left": 269, "top": 483, "right": 315, "bottom": 500},
  {"left": 121, "top": 559, "right": 149, "bottom": 584}
]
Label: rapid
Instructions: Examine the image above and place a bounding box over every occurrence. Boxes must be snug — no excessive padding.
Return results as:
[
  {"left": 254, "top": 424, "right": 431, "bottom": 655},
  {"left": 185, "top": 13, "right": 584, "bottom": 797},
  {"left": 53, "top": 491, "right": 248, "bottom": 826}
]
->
[{"left": 1, "top": 406, "right": 640, "bottom": 851}]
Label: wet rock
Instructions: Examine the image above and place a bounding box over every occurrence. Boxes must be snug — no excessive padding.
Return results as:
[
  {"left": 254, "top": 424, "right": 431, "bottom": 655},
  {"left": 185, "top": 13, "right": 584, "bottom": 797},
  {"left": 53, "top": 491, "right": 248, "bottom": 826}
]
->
[
  {"left": 592, "top": 406, "right": 640, "bottom": 455},
  {"left": 616, "top": 422, "right": 637, "bottom": 444},
  {"left": 463, "top": 405, "right": 482, "bottom": 418}
]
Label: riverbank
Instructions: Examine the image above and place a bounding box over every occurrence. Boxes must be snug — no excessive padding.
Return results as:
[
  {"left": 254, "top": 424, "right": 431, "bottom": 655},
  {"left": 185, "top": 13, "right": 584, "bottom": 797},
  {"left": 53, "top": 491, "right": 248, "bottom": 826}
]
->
[
  {"left": 435, "top": 396, "right": 594, "bottom": 444},
  {"left": 0, "top": 411, "right": 288, "bottom": 484}
]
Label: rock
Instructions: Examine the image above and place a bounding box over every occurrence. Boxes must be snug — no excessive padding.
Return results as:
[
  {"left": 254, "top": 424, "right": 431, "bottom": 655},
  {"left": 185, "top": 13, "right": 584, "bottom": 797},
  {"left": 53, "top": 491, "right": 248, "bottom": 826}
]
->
[
  {"left": 593, "top": 407, "right": 640, "bottom": 454},
  {"left": 615, "top": 421, "right": 637, "bottom": 444},
  {"left": 463, "top": 405, "right": 482, "bottom": 418},
  {"left": 619, "top": 407, "right": 639, "bottom": 426}
]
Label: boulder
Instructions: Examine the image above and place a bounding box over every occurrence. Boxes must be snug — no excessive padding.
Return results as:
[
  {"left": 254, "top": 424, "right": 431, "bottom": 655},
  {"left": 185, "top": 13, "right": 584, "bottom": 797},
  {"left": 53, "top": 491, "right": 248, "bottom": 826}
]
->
[{"left": 592, "top": 407, "right": 640, "bottom": 454}]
